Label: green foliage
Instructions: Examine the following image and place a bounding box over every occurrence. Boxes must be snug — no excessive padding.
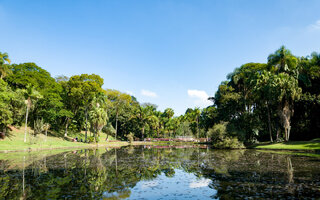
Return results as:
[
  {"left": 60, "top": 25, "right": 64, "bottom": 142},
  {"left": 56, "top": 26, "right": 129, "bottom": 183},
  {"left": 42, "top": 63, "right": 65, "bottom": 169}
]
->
[
  {"left": 0, "top": 79, "right": 14, "bottom": 132},
  {"left": 87, "top": 136, "right": 95, "bottom": 143},
  {"left": 126, "top": 132, "right": 134, "bottom": 143},
  {"left": 33, "top": 119, "right": 44, "bottom": 136},
  {"left": 208, "top": 122, "right": 244, "bottom": 149},
  {"left": 1, "top": 46, "right": 320, "bottom": 145},
  {"left": 176, "top": 121, "right": 192, "bottom": 136}
]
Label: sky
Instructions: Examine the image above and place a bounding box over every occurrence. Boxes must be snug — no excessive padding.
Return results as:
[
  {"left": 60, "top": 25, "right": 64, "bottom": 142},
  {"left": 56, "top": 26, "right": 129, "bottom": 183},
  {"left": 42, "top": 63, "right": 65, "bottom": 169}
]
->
[{"left": 1, "top": 0, "right": 320, "bottom": 115}]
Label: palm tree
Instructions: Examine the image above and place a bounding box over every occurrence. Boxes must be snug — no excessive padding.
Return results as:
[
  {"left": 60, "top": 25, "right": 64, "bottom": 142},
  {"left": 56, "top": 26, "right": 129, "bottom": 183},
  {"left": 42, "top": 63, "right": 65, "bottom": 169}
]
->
[
  {"left": 135, "top": 106, "right": 154, "bottom": 140},
  {"left": 43, "top": 123, "right": 50, "bottom": 142},
  {"left": 164, "top": 108, "right": 174, "bottom": 137},
  {"left": 90, "top": 107, "right": 108, "bottom": 142},
  {"left": 274, "top": 73, "right": 301, "bottom": 141},
  {"left": 90, "top": 95, "right": 108, "bottom": 142},
  {"left": 267, "top": 46, "right": 298, "bottom": 74},
  {"left": 23, "top": 85, "right": 42, "bottom": 142},
  {"left": 185, "top": 108, "right": 201, "bottom": 139},
  {"left": 0, "top": 52, "right": 11, "bottom": 79},
  {"left": 148, "top": 115, "right": 159, "bottom": 137}
]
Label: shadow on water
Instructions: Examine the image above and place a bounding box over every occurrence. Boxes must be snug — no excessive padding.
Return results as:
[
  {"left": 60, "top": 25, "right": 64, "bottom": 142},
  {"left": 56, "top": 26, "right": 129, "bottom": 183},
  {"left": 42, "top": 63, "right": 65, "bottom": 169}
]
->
[{"left": 0, "top": 146, "right": 320, "bottom": 199}]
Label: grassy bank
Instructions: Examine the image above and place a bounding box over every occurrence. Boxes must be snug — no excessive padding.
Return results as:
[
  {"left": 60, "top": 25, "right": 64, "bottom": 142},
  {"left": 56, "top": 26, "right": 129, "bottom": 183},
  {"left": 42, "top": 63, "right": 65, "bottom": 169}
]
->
[
  {"left": 0, "top": 127, "right": 201, "bottom": 152},
  {"left": 0, "top": 127, "right": 130, "bottom": 152},
  {"left": 252, "top": 139, "right": 320, "bottom": 151}
]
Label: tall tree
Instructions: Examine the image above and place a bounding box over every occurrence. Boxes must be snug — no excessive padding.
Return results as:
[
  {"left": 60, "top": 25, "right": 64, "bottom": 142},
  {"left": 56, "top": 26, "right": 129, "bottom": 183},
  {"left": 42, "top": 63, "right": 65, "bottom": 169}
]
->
[
  {"left": 0, "top": 52, "right": 11, "bottom": 79},
  {"left": 105, "top": 90, "right": 132, "bottom": 140},
  {"left": 0, "top": 79, "right": 14, "bottom": 133},
  {"left": 23, "top": 85, "right": 42, "bottom": 142},
  {"left": 89, "top": 97, "right": 108, "bottom": 142},
  {"left": 134, "top": 106, "right": 154, "bottom": 140},
  {"left": 64, "top": 74, "right": 104, "bottom": 140},
  {"left": 267, "top": 45, "right": 298, "bottom": 74}
]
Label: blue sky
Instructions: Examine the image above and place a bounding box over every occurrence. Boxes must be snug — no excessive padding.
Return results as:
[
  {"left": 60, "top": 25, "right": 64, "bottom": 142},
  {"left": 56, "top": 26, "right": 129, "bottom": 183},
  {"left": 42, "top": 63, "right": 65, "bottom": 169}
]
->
[{"left": 1, "top": 0, "right": 320, "bottom": 115}]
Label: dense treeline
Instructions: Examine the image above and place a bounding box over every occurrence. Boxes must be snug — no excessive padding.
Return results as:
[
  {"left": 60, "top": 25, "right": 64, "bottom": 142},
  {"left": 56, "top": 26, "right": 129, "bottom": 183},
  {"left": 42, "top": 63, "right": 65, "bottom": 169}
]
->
[
  {"left": 1, "top": 46, "right": 319, "bottom": 145},
  {"left": 0, "top": 52, "right": 204, "bottom": 142},
  {"left": 208, "top": 46, "right": 320, "bottom": 147}
]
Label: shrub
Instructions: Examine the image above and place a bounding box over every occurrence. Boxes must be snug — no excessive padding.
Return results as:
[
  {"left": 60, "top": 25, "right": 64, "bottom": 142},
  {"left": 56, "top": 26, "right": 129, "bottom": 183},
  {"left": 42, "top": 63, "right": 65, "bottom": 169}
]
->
[
  {"left": 87, "top": 136, "right": 95, "bottom": 143},
  {"left": 126, "top": 132, "right": 134, "bottom": 143},
  {"left": 208, "top": 122, "right": 244, "bottom": 149},
  {"left": 33, "top": 119, "right": 44, "bottom": 136}
]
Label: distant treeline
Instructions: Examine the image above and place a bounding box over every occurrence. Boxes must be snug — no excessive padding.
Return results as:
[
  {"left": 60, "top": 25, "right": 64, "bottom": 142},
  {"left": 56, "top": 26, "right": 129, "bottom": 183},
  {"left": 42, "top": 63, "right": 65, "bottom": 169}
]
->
[{"left": 0, "top": 46, "right": 319, "bottom": 146}]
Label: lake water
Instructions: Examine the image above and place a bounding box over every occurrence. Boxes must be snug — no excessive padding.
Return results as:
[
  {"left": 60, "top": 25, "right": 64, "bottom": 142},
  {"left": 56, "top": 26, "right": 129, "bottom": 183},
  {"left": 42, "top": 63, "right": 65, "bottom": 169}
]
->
[{"left": 0, "top": 146, "right": 320, "bottom": 199}]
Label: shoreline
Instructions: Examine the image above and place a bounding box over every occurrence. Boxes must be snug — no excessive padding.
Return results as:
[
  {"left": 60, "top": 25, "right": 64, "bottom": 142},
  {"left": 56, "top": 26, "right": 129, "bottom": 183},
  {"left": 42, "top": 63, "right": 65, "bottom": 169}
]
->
[
  {"left": 1, "top": 139, "right": 319, "bottom": 153},
  {"left": 0, "top": 141, "right": 200, "bottom": 153}
]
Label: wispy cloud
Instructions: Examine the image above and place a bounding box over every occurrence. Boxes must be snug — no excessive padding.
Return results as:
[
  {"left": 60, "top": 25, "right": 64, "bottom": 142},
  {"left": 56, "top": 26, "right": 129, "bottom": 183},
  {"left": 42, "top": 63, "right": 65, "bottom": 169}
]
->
[
  {"left": 141, "top": 89, "right": 157, "bottom": 98},
  {"left": 308, "top": 19, "right": 320, "bottom": 31},
  {"left": 187, "top": 89, "right": 212, "bottom": 108}
]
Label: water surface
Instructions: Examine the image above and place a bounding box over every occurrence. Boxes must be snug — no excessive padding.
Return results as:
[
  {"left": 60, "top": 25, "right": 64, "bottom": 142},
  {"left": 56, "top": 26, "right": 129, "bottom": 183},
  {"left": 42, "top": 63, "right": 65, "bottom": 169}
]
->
[{"left": 0, "top": 146, "right": 319, "bottom": 199}]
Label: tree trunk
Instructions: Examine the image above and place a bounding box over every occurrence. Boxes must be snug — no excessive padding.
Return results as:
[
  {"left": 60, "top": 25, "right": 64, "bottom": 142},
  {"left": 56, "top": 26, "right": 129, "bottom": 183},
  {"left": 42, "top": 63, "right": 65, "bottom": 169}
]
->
[
  {"left": 141, "top": 126, "right": 145, "bottom": 140},
  {"left": 276, "top": 128, "right": 280, "bottom": 141},
  {"left": 197, "top": 117, "right": 199, "bottom": 139},
  {"left": 93, "top": 124, "right": 96, "bottom": 143},
  {"left": 64, "top": 117, "right": 69, "bottom": 137},
  {"left": 45, "top": 129, "right": 48, "bottom": 142},
  {"left": 267, "top": 102, "right": 273, "bottom": 143},
  {"left": 85, "top": 107, "right": 88, "bottom": 143},
  {"left": 115, "top": 112, "right": 118, "bottom": 140},
  {"left": 279, "top": 101, "right": 292, "bottom": 142},
  {"left": 24, "top": 105, "right": 29, "bottom": 143}
]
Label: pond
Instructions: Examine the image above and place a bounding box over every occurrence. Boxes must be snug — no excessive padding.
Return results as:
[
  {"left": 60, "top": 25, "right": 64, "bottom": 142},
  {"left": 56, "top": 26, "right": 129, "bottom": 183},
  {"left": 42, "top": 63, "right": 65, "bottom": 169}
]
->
[{"left": 0, "top": 146, "right": 320, "bottom": 199}]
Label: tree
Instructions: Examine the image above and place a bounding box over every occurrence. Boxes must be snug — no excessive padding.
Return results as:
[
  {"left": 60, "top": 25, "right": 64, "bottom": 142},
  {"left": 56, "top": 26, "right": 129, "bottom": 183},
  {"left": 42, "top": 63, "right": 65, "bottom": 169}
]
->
[
  {"left": 253, "top": 71, "right": 276, "bottom": 142},
  {"left": 6, "top": 63, "right": 55, "bottom": 90},
  {"left": 0, "top": 79, "right": 14, "bottom": 133},
  {"left": 89, "top": 95, "right": 108, "bottom": 142},
  {"left": 23, "top": 85, "right": 42, "bottom": 142},
  {"left": 163, "top": 108, "right": 174, "bottom": 137},
  {"left": 0, "top": 52, "right": 11, "bottom": 79},
  {"left": 267, "top": 45, "right": 298, "bottom": 74},
  {"left": 166, "top": 117, "right": 180, "bottom": 138},
  {"left": 134, "top": 106, "right": 154, "bottom": 140},
  {"left": 43, "top": 123, "right": 50, "bottom": 142},
  {"left": 273, "top": 73, "right": 301, "bottom": 141},
  {"left": 267, "top": 46, "right": 301, "bottom": 141},
  {"left": 64, "top": 74, "right": 104, "bottom": 140},
  {"left": 105, "top": 89, "right": 132, "bottom": 140},
  {"left": 185, "top": 108, "right": 201, "bottom": 138}
]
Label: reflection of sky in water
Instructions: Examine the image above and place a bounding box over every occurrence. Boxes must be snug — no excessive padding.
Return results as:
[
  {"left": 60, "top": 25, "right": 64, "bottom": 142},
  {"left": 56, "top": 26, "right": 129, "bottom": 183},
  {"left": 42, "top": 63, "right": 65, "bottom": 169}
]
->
[{"left": 129, "top": 169, "right": 216, "bottom": 200}]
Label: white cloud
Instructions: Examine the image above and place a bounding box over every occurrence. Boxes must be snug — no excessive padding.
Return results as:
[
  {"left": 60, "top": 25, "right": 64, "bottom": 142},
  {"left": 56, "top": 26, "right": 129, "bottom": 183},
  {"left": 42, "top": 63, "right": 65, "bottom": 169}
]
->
[
  {"left": 189, "top": 179, "right": 211, "bottom": 188},
  {"left": 187, "top": 89, "right": 212, "bottom": 108},
  {"left": 141, "top": 89, "right": 157, "bottom": 98},
  {"left": 308, "top": 20, "right": 320, "bottom": 31}
]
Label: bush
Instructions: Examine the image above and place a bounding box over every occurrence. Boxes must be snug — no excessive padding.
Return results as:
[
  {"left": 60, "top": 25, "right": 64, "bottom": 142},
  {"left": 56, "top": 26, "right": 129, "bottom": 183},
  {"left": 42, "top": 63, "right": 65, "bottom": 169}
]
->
[
  {"left": 33, "top": 119, "right": 44, "bottom": 136},
  {"left": 208, "top": 122, "right": 244, "bottom": 149},
  {"left": 87, "top": 136, "right": 95, "bottom": 143},
  {"left": 126, "top": 132, "right": 134, "bottom": 143}
]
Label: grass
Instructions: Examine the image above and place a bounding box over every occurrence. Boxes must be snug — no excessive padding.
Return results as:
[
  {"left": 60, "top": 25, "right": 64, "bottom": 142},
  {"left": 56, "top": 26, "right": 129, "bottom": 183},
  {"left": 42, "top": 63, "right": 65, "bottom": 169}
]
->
[
  {"left": 252, "top": 138, "right": 320, "bottom": 151},
  {"left": 0, "top": 127, "right": 199, "bottom": 152},
  {"left": 0, "top": 127, "right": 129, "bottom": 152}
]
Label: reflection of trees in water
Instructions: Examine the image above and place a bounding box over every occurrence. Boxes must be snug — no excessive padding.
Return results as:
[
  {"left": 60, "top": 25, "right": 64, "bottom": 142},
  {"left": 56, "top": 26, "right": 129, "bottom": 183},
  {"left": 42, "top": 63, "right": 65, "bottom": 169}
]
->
[{"left": 0, "top": 148, "right": 319, "bottom": 199}]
